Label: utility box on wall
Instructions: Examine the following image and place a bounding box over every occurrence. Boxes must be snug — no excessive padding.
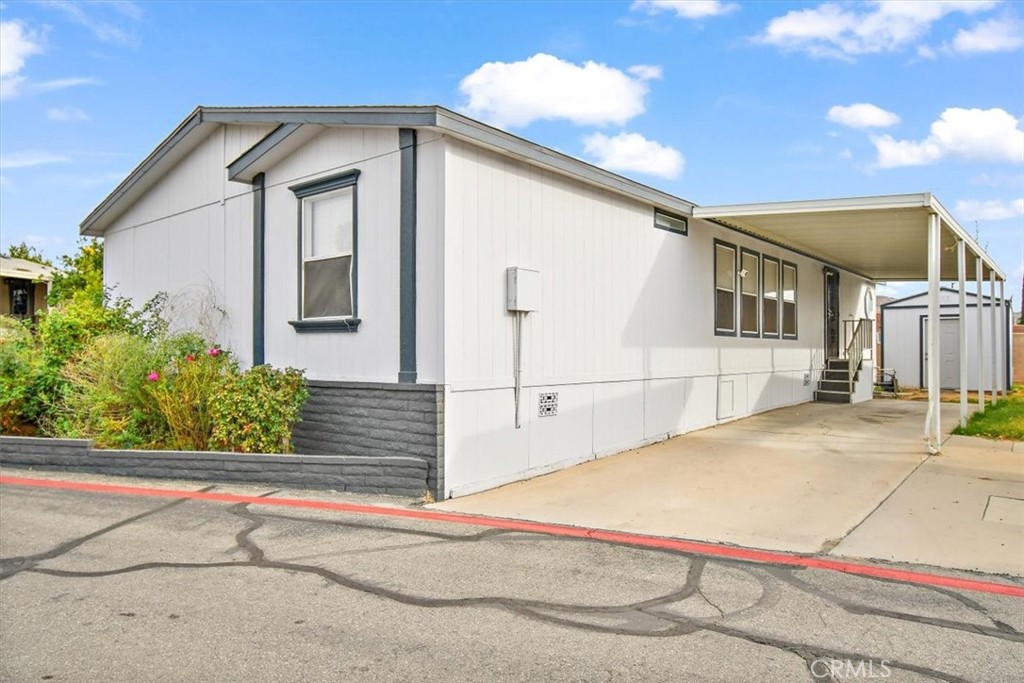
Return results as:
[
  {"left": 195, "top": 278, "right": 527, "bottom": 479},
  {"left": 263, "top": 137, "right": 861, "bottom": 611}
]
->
[{"left": 506, "top": 267, "right": 540, "bottom": 312}]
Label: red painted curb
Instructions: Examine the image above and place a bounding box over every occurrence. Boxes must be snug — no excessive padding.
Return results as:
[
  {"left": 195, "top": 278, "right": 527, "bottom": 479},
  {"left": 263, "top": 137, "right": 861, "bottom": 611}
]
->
[{"left": 3, "top": 474, "right": 1023, "bottom": 598}]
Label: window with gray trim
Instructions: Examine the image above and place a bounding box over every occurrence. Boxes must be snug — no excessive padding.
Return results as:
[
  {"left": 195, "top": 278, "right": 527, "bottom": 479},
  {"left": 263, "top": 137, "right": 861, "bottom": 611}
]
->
[
  {"left": 654, "top": 209, "right": 688, "bottom": 235},
  {"left": 762, "top": 256, "right": 781, "bottom": 338},
  {"left": 782, "top": 261, "right": 798, "bottom": 339},
  {"left": 715, "top": 240, "right": 737, "bottom": 336},
  {"left": 290, "top": 171, "right": 360, "bottom": 327},
  {"left": 740, "top": 249, "right": 760, "bottom": 337}
]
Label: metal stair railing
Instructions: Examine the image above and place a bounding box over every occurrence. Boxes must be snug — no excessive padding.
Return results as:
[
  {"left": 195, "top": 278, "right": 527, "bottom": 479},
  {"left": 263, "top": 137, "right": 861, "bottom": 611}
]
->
[{"left": 841, "top": 318, "right": 872, "bottom": 394}]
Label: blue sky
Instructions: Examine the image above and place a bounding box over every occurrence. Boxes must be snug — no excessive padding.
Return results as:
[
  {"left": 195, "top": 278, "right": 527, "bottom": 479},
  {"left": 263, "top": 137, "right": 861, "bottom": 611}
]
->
[{"left": 1, "top": 0, "right": 1022, "bottom": 298}]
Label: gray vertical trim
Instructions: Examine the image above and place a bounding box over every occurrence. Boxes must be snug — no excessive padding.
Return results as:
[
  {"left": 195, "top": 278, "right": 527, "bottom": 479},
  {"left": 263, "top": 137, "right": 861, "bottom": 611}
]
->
[
  {"left": 252, "top": 173, "right": 266, "bottom": 366},
  {"left": 399, "top": 128, "right": 418, "bottom": 384}
]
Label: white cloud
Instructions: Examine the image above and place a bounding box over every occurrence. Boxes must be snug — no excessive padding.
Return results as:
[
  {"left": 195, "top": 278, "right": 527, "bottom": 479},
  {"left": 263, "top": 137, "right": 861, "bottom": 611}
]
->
[
  {"left": 970, "top": 172, "right": 1024, "bottom": 187},
  {"left": 582, "top": 132, "right": 684, "bottom": 179},
  {"left": 0, "top": 20, "right": 44, "bottom": 99},
  {"left": 33, "top": 76, "right": 100, "bottom": 93},
  {"left": 460, "top": 53, "right": 661, "bottom": 128},
  {"left": 951, "top": 16, "right": 1024, "bottom": 53},
  {"left": 757, "top": 1, "right": 999, "bottom": 59},
  {"left": 917, "top": 44, "right": 937, "bottom": 59},
  {"left": 954, "top": 198, "right": 1024, "bottom": 221},
  {"left": 827, "top": 103, "right": 900, "bottom": 128},
  {"left": 0, "top": 151, "right": 71, "bottom": 169},
  {"left": 47, "top": 105, "right": 88, "bottom": 122},
  {"left": 631, "top": 0, "right": 739, "bottom": 20},
  {"left": 40, "top": 0, "right": 142, "bottom": 45},
  {"left": 873, "top": 107, "right": 1024, "bottom": 168}
]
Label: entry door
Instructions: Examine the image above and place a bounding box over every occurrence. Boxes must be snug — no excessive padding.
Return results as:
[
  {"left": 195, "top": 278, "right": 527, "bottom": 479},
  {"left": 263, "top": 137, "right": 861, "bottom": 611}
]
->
[
  {"left": 823, "top": 268, "right": 840, "bottom": 359},
  {"left": 922, "top": 318, "right": 961, "bottom": 389}
]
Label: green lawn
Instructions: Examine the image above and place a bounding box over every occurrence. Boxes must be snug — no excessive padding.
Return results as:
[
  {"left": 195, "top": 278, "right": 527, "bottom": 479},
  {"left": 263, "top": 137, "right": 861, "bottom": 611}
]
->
[{"left": 952, "top": 388, "right": 1024, "bottom": 441}]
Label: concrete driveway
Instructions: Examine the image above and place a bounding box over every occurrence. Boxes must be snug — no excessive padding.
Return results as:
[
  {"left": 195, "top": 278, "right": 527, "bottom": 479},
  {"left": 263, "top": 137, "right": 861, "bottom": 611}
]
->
[{"left": 435, "top": 400, "right": 1024, "bottom": 576}]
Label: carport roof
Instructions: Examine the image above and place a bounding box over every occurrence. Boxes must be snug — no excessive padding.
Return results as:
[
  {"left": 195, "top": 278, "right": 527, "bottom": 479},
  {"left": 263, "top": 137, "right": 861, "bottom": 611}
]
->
[{"left": 693, "top": 193, "right": 1006, "bottom": 282}]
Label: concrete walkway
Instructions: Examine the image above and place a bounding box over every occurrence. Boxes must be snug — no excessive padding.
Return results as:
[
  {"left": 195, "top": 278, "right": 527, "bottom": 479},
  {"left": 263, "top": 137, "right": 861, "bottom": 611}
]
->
[{"left": 434, "top": 400, "right": 1024, "bottom": 577}]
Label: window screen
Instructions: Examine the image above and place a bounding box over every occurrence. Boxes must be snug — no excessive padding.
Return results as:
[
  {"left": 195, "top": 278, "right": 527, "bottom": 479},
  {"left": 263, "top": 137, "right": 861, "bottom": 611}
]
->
[
  {"left": 301, "top": 187, "right": 354, "bottom": 319},
  {"left": 715, "top": 242, "right": 737, "bottom": 335},
  {"left": 740, "top": 250, "right": 760, "bottom": 336},
  {"left": 782, "top": 262, "right": 797, "bottom": 338},
  {"left": 762, "top": 257, "right": 780, "bottom": 338}
]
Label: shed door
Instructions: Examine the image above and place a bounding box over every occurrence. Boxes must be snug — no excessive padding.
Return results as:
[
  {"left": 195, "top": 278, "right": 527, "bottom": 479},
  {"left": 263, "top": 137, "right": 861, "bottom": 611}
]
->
[{"left": 923, "top": 318, "right": 960, "bottom": 389}]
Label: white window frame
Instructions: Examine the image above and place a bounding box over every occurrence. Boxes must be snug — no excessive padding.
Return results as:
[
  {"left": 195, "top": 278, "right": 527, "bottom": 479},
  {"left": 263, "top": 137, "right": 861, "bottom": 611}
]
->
[
  {"left": 782, "top": 261, "right": 798, "bottom": 340},
  {"left": 714, "top": 240, "right": 738, "bottom": 336},
  {"left": 740, "top": 248, "right": 761, "bottom": 338},
  {"left": 762, "top": 255, "right": 781, "bottom": 339},
  {"left": 288, "top": 170, "right": 361, "bottom": 332}
]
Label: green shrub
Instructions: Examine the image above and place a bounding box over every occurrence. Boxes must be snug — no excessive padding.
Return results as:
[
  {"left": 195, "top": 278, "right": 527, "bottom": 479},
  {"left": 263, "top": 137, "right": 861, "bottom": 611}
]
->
[
  {"left": 54, "top": 332, "right": 206, "bottom": 448},
  {"left": 210, "top": 365, "right": 309, "bottom": 454},
  {"left": 0, "top": 316, "right": 40, "bottom": 433},
  {"left": 32, "top": 290, "right": 168, "bottom": 432},
  {"left": 148, "top": 346, "right": 237, "bottom": 451}
]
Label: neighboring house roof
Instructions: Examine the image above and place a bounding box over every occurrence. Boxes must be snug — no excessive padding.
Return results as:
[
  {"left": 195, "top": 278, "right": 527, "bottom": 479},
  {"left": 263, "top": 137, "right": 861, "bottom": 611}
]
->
[
  {"left": 881, "top": 287, "right": 1012, "bottom": 308},
  {"left": 0, "top": 256, "right": 56, "bottom": 282},
  {"left": 80, "top": 105, "right": 698, "bottom": 237}
]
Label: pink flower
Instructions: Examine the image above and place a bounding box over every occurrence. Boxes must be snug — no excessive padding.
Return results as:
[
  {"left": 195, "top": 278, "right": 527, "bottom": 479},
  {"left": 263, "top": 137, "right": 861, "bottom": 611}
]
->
[
  {"left": 147, "top": 372, "right": 160, "bottom": 382},
  {"left": 186, "top": 354, "right": 195, "bottom": 362},
  {"left": 208, "top": 347, "right": 221, "bottom": 357}
]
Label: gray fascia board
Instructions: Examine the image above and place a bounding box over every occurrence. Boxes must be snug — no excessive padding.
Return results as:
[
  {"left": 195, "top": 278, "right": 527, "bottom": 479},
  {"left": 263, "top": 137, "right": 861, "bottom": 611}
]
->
[
  {"left": 432, "top": 107, "right": 697, "bottom": 217},
  {"left": 80, "top": 103, "right": 702, "bottom": 237},
  {"left": 80, "top": 107, "right": 208, "bottom": 236},
  {"left": 228, "top": 122, "right": 302, "bottom": 182},
  {"left": 200, "top": 107, "right": 439, "bottom": 128}
]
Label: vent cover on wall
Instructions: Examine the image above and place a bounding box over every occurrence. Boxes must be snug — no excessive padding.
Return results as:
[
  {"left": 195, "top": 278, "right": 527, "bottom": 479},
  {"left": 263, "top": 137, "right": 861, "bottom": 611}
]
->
[{"left": 538, "top": 392, "right": 558, "bottom": 417}]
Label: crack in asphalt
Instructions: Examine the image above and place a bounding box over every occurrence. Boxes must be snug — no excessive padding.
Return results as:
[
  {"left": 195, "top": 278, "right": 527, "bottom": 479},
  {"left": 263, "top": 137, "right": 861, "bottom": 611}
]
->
[
  {"left": 4, "top": 490, "right": 1020, "bottom": 683},
  {"left": 0, "top": 485, "right": 216, "bottom": 581}
]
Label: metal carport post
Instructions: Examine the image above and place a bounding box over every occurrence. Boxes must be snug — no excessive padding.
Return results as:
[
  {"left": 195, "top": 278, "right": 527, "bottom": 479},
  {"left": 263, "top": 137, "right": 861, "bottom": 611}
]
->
[
  {"left": 926, "top": 212, "right": 941, "bottom": 453},
  {"left": 957, "top": 239, "right": 968, "bottom": 428}
]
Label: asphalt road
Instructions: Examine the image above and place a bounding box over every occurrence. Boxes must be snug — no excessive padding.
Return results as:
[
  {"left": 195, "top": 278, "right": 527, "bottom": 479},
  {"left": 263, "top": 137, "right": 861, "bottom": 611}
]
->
[{"left": 1, "top": 474, "right": 1022, "bottom": 683}]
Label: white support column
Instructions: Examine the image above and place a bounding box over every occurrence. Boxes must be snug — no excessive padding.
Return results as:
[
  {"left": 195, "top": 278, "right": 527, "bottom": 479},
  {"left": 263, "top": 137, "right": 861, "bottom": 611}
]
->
[
  {"left": 957, "top": 240, "right": 968, "bottom": 428},
  {"left": 977, "top": 257, "right": 985, "bottom": 411},
  {"left": 990, "top": 270, "right": 998, "bottom": 405},
  {"left": 926, "top": 213, "right": 941, "bottom": 453},
  {"left": 998, "top": 279, "right": 1006, "bottom": 398}
]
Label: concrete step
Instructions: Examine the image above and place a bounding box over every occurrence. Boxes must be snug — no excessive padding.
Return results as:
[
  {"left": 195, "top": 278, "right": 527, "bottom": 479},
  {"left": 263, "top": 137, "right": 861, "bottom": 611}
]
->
[
  {"left": 826, "top": 358, "right": 851, "bottom": 371},
  {"left": 819, "top": 379, "right": 852, "bottom": 392},
  {"left": 815, "top": 390, "right": 853, "bottom": 403},
  {"left": 824, "top": 369, "right": 851, "bottom": 381}
]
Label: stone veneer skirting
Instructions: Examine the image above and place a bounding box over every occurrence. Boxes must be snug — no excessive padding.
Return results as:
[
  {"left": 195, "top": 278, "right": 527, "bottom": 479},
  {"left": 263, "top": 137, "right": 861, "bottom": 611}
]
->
[
  {"left": 0, "top": 436, "right": 428, "bottom": 497},
  {"left": 292, "top": 381, "right": 444, "bottom": 499}
]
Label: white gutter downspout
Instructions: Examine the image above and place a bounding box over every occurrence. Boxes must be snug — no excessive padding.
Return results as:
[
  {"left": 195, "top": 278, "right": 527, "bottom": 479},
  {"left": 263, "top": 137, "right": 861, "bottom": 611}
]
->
[
  {"left": 925, "top": 213, "right": 941, "bottom": 454},
  {"left": 957, "top": 240, "right": 968, "bottom": 428},
  {"left": 990, "top": 270, "right": 998, "bottom": 406},
  {"left": 977, "top": 257, "right": 985, "bottom": 411}
]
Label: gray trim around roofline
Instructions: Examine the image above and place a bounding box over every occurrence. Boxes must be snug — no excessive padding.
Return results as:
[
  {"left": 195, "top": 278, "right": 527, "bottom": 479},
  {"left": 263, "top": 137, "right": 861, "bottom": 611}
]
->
[
  {"left": 229, "top": 123, "right": 302, "bottom": 181},
  {"left": 252, "top": 173, "right": 266, "bottom": 365},
  {"left": 80, "top": 108, "right": 205, "bottom": 236},
  {"left": 398, "top": 128, "right": 418, "bottom": 384},
  {"left": 81, "top": 105, "right": 700, "bottom": 237}
]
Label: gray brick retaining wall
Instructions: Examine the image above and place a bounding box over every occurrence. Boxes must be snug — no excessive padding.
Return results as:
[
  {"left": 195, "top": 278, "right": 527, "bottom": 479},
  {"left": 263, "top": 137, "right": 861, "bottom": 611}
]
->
[
  {"left": 0, "top": 436, "right": 427, "bottom": 497},
  {"left": 293, "top": 381, "right": 444, "bottom": 499}
]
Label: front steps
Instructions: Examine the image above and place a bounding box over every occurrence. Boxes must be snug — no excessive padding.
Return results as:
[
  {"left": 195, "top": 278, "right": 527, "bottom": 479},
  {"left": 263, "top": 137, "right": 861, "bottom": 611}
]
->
[{"left": 814, "top": 358, "right": 859, "bottom": 403}]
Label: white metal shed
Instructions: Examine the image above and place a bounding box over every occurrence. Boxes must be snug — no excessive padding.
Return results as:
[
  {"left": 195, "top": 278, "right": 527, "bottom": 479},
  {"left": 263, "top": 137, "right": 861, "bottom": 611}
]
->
[{"left": 880, "top": 289, "right": 1013, "bottom": 391}]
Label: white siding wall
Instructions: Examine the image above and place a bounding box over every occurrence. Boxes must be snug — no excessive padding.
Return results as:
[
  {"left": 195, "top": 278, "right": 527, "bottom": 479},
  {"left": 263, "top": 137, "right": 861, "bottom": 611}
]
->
[
  {"left": 260, "top": 127, "right": 445, "bottom": 383},
  {"left": 881, "top": 291, "right": 1009, "bottom": 390},
  {"left": 104, "top": 124, "right": 275, "bottom": 365},
  {"left": 441, "top": 138, "right": 873, "bottom": 497}
]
